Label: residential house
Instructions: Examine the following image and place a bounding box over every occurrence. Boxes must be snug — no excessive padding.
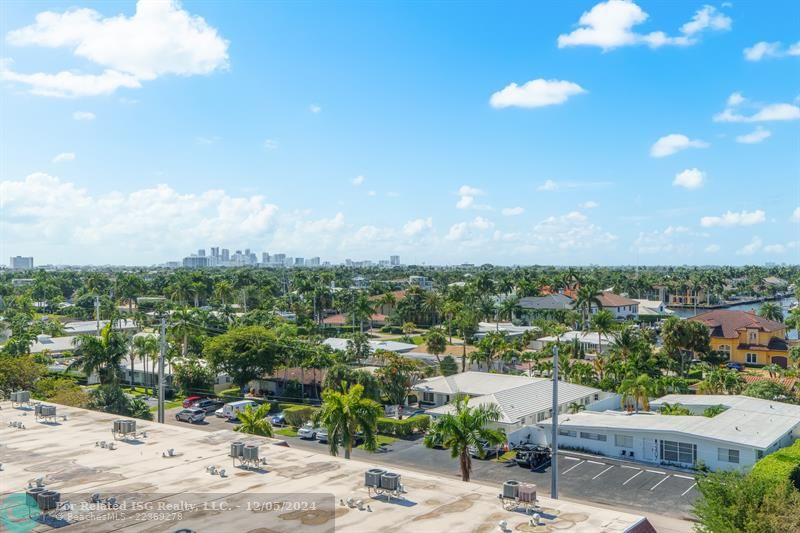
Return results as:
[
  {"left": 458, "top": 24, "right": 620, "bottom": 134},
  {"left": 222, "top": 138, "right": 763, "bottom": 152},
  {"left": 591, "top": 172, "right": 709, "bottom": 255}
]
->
[
  {"left": 518, "top": 294, "right": 574, "bottom": 314},
  {"left": 369, "top": 290, "right": 407, "bottom": 316},
  {"left": 592, "top": 292, "right": 639, "bottom": 320},
  {"left": 417, "top": 372, "right": 615, "bottom": 445},
  {"left": 322, "top": 337, "right": 417, "bottom": 354},
  {"left": 633, "top": 299, "right": 674, "bottom": 319},
  {"left": 63, "top": 319, "right": 138, "bottom": 335},
  {"left": 530, "top": 330, "right": 617, "bottom": 356},
  {"left": 689, "top": 310, "right": 789, "bottom": 367},
  {"left": 539, "top": 394, "right": 800, "bottom": 471}
]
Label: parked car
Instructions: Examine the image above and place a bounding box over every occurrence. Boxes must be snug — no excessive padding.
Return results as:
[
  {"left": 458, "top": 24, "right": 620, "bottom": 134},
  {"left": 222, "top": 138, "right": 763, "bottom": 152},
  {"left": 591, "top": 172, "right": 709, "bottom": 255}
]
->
[
  {"left": 297, "top": 422, "right": 322, "bottom": 440},
  {"left": 194, "top": 398, "right": 223, "bottom": 414},
  {"left": 271, "top": 412, "right": 286, "bottom": 427},
  {"left": 726, "top": 362, "right": 744, "bottom": 371},
  {"left": 317, "top": 428, "right": 363, "bottom": 445},
  {"left": 214, "top": 407, "right": 225, "bottom": 418},
  {"left": 175, "top": 408, "right": 205, "bottom": 424},
  {"left": 222, "top": 400, "right": 257, "bottom": 421},
  {"left": 514, "top": 444, "right": 551, "bottom": 469},
  {"left": 182, "top": 395, "right": 203, "bottom": 408},
  {"left": 468, "top": 440, "right": 502, "bottom": 459}
]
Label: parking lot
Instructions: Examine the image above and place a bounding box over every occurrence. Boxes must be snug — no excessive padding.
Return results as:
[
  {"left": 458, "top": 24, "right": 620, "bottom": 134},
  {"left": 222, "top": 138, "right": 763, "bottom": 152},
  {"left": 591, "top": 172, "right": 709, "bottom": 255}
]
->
[{"left": 163, "top": 408, "right": 698, "bottom": 520}]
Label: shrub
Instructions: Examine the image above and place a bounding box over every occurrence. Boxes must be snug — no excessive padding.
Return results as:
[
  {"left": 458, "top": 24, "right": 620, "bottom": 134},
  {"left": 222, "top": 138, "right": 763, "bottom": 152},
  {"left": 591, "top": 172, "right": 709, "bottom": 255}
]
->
[
  {"left": 752, "top": 440, "right": 800, "bottom": 490},
  {"left": 377, "top": 415, "right": 430, "bottom": 437},
  {"left": 283, "top": 405, "right": 319, "bottom": 428}
]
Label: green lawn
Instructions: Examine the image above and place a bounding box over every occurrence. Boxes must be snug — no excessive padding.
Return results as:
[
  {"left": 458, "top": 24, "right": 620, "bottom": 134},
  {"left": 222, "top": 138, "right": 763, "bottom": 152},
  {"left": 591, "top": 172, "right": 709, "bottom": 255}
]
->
[
  {"left": 275, "top": 427, "right": 299, "bottom": 438},
  {"left": 386, "top": 336, "right": 425, "bottom": 345},
  {"left": 149, "top": 399, "right": 184, "bottom": 412},
  {"left": 358, "top": 435, "right": 398, "bottom": 450}
]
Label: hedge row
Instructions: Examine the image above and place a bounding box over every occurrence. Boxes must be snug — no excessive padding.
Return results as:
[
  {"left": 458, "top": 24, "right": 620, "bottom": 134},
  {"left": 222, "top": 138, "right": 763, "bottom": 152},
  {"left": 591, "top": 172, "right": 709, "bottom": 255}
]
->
[
  {"left": 377, "top": 415, "right": 430, "bottom": 438},
  {"left": 751, "top": 440, "right": 800, "bottom": 490},
  {"left": 283, "top": 405, "right": 320, "bottom": 428}
]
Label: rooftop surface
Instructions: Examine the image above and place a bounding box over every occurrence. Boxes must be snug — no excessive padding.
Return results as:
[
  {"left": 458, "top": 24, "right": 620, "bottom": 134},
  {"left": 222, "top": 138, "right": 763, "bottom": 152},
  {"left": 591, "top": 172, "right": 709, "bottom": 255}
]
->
[
  {"left": 0, "top": 402, "right": 651, "bottom": 532},
  {"left": 688, "top": 309, "right": 785, "bottom": 338},
  {"left": 413, "top": 372, "right": 539, "bottom": 396},
  {"left": 542, "top": 394, "right": 800, "bottom": 449},
  {"left": 323, "top": 338, "right": 417, "bottom": 354},
  {"left": 428, "top": 380, "right": 605, "bottom": 424}
]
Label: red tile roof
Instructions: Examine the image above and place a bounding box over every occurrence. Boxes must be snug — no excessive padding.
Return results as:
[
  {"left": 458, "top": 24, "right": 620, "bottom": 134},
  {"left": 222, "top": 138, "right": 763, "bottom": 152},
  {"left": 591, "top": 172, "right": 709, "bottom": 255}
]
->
[
  {"left": 690, "top": 310, "right": 785, "bottom": 339},
  {"left": 741, "top": 374, "right": 798, "bottom": 391},
  {"left": 597, "top": 291, "right": 638, "bottom": 308},
  {"left": 368, "top": 290, "right": 407, "bottom": 302},
  {"left": 322, "top": 313, "right": 387, "bottom": 325}
]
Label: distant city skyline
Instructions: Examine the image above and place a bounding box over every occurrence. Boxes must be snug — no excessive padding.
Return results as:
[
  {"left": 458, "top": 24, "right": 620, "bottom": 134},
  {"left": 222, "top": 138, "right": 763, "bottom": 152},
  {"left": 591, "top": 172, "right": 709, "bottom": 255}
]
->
[{"left": 1, "top": 1, "right": 798, "bottom": 266}]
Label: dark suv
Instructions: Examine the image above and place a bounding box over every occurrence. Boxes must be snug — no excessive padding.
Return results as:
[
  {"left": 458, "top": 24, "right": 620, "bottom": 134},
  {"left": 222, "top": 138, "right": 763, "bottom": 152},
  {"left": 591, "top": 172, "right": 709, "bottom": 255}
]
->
[{"left": 194, "top": 398, "right": 224, "bottom": 414}]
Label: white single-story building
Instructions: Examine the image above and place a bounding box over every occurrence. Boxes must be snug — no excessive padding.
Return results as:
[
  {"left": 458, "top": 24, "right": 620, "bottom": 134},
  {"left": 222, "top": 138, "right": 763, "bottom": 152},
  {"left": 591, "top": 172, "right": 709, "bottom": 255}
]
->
[
  {"left": 416, "top": 372, "right": 617, "bottom": 446},
  {"left": 633, "top": 299, "right": 673, "bottom": 318},
  {"left": 530, "top": 330, "right": 616, "bottom": 356},
  {"left": 589, "top": 292, "right": 639, "bottom": 321},
  {"left": 63, "top": 319, "right": 138, "bottom": 335},
  {"left": 539, "top": 394, "right": 800, "bottom": 471},
  {"left": 474, "top": 322, "right": 540, "bottom": 342},
  {"left": 323, "top": 338, "right": 417, "bottom": 354}
]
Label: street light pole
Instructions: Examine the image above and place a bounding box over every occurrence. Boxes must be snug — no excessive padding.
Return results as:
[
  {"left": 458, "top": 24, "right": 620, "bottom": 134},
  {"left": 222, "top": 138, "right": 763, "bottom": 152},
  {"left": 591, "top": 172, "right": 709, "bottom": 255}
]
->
[
  {"left": 551, "top": 344, "right": 559, "bottom": 499},
  {"left": 158, "top": 317, "right": 166, "bottom": 424}
]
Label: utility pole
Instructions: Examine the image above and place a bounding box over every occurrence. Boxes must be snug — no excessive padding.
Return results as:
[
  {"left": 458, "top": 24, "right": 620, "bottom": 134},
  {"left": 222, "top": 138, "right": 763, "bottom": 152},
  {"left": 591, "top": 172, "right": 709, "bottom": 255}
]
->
[
  {"left": 158, "top": 317, "right": 166, "bottom": 424},
  {"left": 551, "top": 344, "right": 559, "bottom": 500},
  {"left": 94, "top": 296, "right": 100, "bottom": 335}
]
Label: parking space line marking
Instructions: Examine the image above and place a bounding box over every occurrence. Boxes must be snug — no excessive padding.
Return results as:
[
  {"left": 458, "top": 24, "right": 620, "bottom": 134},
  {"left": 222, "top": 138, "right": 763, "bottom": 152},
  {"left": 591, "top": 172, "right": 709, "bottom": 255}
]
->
[
  {"left": 650, "top": 476, "right": 670, "bottom": 491},
  {"left": 587, "top": 460, "right": 605, "bottom": 465},
  {"left": 681, "top": 483, "right": 697, "bottom": 497},
  {"left": 564, "top": 456, "right": 580, "bottom": 461},
  {"left": 562, "top": 460, "right": 585, "bottom": 474},
  {"left": 621, "top": 465, "right": 640, "bottom": 470},
  {"left": 646, "top": 469, "right": 666, "bottom": 475},
  {"left": 623, "top": 470, "right": 643, "bottom": 485},
  {"left": 592, "top": 466, "right": 614, "bottom": 480},
  {"left": 674, "top": 474, "right": 694, "bottom": 480}
]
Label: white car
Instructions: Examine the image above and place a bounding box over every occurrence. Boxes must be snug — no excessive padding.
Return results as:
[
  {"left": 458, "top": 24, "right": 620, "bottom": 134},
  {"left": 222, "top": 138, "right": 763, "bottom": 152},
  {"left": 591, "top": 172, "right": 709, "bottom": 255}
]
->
[
  {"left": 297, "top": 422, "right": 321, "bottom": 440},
  {"left": 214, "top": 407, "right": 225, "bottom": 418}
]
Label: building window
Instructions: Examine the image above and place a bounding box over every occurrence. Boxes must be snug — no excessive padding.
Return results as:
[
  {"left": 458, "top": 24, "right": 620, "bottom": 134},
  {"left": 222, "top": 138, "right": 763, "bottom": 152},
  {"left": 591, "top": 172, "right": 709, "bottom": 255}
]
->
[
  {"left": 594, "top": 393, "right": 599, "bottom": 401},
  {"left": 718, "top": 448, "right": 740, "bottom": 464},
  {"left": 756, "top": 450, "right": 764, "bottom": 460},
  {"left": 559, "top": 429, "right": 577, "bottom": 437},
  {"left": 580, "top": 432, "right": 607, "bottom": 442},
  {"left": 422, "top": 392, "right": 434, "bottom": 403},
  {"left": 660, "top": 440, "right": 696, "bottom": 465},
  {"left": 614, "top": 435, "right": 633, "bottom": 448},
  {"left": 748, "top": 330, "right": 758, "bottom": 343},
  {"left": 746, "top": 353, "right": 758, "bottom": 364},
  {"left": 537, "top": 412, "right": 546, "bottom": 422},
  {"left": 444, "top": 394, "right": 450, "bottom": 403},
  {"left": 719, "top": 345, "right": 731, "bottom": 359}
]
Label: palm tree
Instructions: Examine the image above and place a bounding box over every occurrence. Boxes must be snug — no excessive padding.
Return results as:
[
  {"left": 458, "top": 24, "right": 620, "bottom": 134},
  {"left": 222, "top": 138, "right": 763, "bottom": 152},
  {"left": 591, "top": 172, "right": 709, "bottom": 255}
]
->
[
  {"left": 170, "top": 307, "right": 197, "bottom": 358},
  {"left": 425, "top": 327, "right": 447, "bottom": 365},
  {"left": 68, "top": 323, "right": 129, "bottom": 384},
  {"left": 573, "top": 283, "right": 602, "bottom": 330},
  {"left": 568, "top": 402, "right": 586, "bottom": 414},
  {"left": 315, "top": 383, "right": 382, "bottom": 459},
  {"left": 498, "top": 296, "right": 520, "bottom": 322},
  {"left": 213, "top": 279, "right": 235, "bottom": 307},
  {"left": 618, "top": 374, "right": 654, "bottom": 413},
  {"left": 786, "top": 308, "right": 800, "bottom": 339},
  {"left": 763, "top": 363, "right": 782, "bottom": 378},
  {"left": 590, "top": 309, "right": 616, "bottom": 356},
  {"left": 422, "top": 292, "right": 442, "bottom": 326},
  {"left": 235, "top": 403, "right": 274, "bottom": 437},
  {"left": 422, "top": 396, "right": 505, "bottom": 482},
  {"left": 759, "top": 302, "right": 784, "bottom": 323},
  {"left": 658, "top": 402, "right": 691, "bottom": 416},
  {"left": 131, "top": 334, "right": 159, "bottom": 392}
]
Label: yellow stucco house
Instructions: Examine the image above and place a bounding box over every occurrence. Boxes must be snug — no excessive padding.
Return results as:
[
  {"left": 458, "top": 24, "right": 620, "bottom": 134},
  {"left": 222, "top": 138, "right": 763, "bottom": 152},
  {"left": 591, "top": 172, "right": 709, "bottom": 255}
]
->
[{"left": 690, "top": 310, "right": 789, "bottom": 368}]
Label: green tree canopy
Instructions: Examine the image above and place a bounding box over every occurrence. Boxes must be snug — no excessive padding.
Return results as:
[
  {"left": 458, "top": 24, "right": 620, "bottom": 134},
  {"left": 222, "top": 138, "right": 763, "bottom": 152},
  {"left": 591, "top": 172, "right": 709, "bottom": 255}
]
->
[{"left": 204, "top": 325, "right": 280, "bottom": 389}]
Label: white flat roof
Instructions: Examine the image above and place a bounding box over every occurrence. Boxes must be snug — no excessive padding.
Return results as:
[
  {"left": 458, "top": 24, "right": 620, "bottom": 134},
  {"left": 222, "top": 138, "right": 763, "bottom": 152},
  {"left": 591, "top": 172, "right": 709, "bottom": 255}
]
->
[
  {"left": 535, "top": 330, "right": 616, "bottom": 345},
  {"left": 29, "top": 335, "right": 76, "bottom": 354},
  {"left": 0, "top": 402, "right": 649, "bottom": 532},
  {"left": 323, "top": 338, "right": 417, "bottom": 353},
  {"left": 64, "top": 319, "right": 137, "bottom": 334},
  {"left": 542, "top": 394, "right": 800, "bottom": 449}
]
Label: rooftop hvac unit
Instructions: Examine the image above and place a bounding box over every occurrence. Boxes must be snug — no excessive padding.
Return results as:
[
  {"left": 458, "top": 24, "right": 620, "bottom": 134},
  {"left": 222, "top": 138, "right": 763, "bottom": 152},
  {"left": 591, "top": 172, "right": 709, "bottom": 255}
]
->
[
  {"left": 365, "top": 468, "right": 386, "bottom": 488},
  {"left": 112, "top": 419, "right": 142, "bottom": 441},
  {"left": 380, "top": 472, "right": 401, "bottom": 491},
  {"left": 518, "top": 484, "right": 537, "bottom": 503},
  {"left": 242, "top": 445, "right": 259, "bottom": 461},
  {"left": 41, "top": 405, "right": 56, "bottom": 417},
  {"left": 11, "top": 390, "right": 31, "bottom": 407},
  {"left": 37, "top": 491, "right": 60, "bottom": 511},
  {"left": 230, "top": 441, "right": 244, "bottom": 458},
  {"left": 502, "top": 480, "right": 520, "bottom": 500},
  {"left": 25, "top": 487, "right": 46, "bottom": 506}
]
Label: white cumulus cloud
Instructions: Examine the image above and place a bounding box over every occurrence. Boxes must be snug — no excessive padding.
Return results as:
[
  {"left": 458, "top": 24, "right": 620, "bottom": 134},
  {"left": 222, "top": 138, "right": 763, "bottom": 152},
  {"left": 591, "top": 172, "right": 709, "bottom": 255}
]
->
[
  {"left": 490, "top": 79, "right": 586, "bottom": 109},
  {"left": 402, "top": 217, "right": 433, "bottom": 237},
  {"left": 52, "top": 152, "right": 76, "bottom": 163},
  {"left": 791, "top": 207, "right": 800, "bottom": 223},
  {"left": 736, "top": 127, "right": 771, "bottom": 144},
  {"left": 456, "top": 185, "right": 485, "bottom": 209},
  {"left": 714, "top": 93, "right": 800, "bottom": 123},
  {"left": 650, "top": 133, "right": 708, "bottom": 157},
  {"left": 2, "top": 0, "right": 229, "bottom": 97},
  {"left": 352, "top": 175, "right": 365, "bottom": 186},
  {"left": 705, "top": 244, "right": 721, "bottom": 253},
  {"left": 501, "top": 207, "right": 525, "bottom": 216},
  {"left": 736, "top": 237, "right": 763, "bottom": 256},
  {"left": 744, "top": 41, "right": 800, "bottom": 61},
  {"left": 579, "top": 201, "right": 599, "bottom": 209},
  {"left": 672, "top": 168, "right": 705, "bottom": 190},
  {"left": 309, "top": 104, "right": 322, "bottom": 113},
  {"left": 72, "top": 111, "right": 96, "bottom": 120},
  {"left": 701, "top": 209, "right": 766, "bottom": 227},
  {"left": 557, "top": 0, "right": 729, "bottom": 51}
]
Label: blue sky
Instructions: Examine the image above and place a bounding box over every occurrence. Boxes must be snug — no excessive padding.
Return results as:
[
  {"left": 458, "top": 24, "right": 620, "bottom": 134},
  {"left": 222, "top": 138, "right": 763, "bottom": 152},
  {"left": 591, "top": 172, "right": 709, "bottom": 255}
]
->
[{"left": 1, "top": 0, "right": 798, "bottom": 266}]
